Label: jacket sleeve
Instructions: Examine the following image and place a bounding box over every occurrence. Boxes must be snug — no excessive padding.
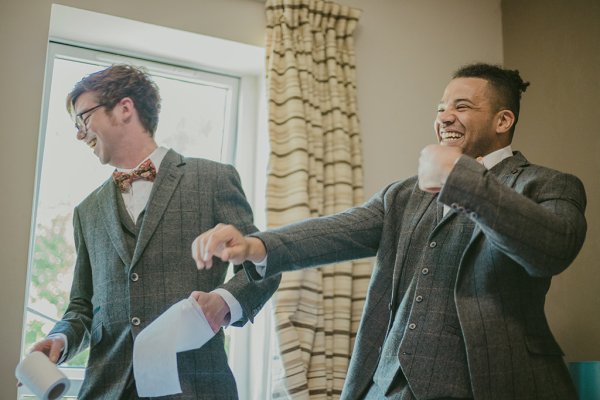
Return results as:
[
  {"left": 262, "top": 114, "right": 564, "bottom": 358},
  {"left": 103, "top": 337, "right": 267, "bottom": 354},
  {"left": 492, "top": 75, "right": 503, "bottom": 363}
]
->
[
  {"left": 214, "top": 163, "right": 281, "bottom": 326},
  {"left": 438, "top": 155, "right": 587, "bottom": 277},
  {"left": 248, "top": 186, "right": 388, "bottom": 279},
  {"left": 48, "top": 207, "right": 94, "bottom": 362}
]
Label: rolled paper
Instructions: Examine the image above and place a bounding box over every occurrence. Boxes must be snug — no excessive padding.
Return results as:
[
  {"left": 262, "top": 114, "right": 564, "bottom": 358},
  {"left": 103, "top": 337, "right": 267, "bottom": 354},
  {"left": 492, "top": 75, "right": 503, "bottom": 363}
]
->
[
  {"left": 15, "top": 351, "right": 70, "bottom": 400},
  {"left": 133, "top": 296, "right": 216, "bottom": 397}
]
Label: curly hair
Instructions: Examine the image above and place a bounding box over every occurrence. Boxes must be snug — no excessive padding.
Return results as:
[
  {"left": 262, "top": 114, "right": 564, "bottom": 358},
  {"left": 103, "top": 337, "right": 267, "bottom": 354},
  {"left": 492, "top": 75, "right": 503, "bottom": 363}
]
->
[
  {"left": 453, "top": 63, "right": 530, "bottom": 127},
  {"left": 66, "top": 64, "right": 161, "bottom": 136}
]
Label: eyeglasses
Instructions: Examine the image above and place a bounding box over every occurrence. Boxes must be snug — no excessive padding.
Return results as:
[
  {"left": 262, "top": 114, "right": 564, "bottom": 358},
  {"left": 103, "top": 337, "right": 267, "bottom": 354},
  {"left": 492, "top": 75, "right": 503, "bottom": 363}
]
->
[{"left": 74, "top": 104, "right": 105, "bottom": 134}]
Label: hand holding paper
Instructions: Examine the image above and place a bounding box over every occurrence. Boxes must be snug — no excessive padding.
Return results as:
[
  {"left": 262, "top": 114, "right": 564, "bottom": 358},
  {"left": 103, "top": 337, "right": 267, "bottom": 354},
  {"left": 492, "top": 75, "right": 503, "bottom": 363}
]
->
[
  {"left": 29, "top": 336, "right": 65, "bottom": 364},
  {"left": 15, "top": 351, "right": 70, "bottom": 400},
  {"left": 190, "top": 291, "right": 230, "bottom": 332},
  {"left": 133, "top": 296, "right": 216, "bottom": 397}
]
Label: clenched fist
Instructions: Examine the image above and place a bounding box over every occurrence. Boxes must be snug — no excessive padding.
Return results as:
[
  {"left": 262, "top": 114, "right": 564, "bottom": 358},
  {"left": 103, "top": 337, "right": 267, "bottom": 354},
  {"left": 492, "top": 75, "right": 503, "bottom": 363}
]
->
[{"left": 418, "top": 144, "right": 462, "bottom": 192}]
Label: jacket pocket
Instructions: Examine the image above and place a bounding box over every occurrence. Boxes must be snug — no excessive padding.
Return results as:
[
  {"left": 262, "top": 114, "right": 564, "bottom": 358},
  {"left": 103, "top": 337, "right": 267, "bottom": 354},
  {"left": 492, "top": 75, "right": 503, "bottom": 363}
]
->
[{"left": 525, "top": 335, "right": 564, "bottom": 356}]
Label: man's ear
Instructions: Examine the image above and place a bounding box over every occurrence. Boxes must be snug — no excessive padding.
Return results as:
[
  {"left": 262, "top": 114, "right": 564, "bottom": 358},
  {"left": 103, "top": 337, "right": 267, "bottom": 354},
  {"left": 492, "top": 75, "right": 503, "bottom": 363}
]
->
[
  {"left": 496, "top": 109, "right": 515, "bottom": 134},
  {"left": 117, "top": 97, "right": 135, "bottom": 123}
]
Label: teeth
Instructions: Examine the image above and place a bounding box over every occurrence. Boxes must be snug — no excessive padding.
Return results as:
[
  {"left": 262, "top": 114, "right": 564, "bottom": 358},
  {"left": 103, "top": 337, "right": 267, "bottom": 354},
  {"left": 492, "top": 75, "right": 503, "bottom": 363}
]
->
[
  {"left": 88, "top": 138, "right": 97, "bottom": 148},
  {"left": 441, "top": 132, "right": 462, "bottom": 140}
]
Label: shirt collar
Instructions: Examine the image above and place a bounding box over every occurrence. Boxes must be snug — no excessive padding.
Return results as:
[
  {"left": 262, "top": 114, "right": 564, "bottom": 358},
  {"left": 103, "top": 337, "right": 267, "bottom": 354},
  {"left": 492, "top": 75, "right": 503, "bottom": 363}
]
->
[
  {"left": 480, "top": 145, "right": 513, "bottom": 170},
  {"left": 116, "top": 146, "right": 168, "bottom": 173}
]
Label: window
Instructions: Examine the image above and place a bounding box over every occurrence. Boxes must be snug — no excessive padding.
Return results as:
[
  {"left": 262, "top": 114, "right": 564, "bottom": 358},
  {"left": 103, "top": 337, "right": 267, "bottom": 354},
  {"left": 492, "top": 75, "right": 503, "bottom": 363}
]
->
[{"left": 20, "top": 5, "right": 272, "bottom": 399}]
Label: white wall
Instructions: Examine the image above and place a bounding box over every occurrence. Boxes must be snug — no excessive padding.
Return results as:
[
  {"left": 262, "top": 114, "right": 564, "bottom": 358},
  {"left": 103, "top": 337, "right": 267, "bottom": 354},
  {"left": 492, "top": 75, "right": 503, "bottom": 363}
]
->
[{"left": 0, "top": 1, "right": 503, "bottom": 398}]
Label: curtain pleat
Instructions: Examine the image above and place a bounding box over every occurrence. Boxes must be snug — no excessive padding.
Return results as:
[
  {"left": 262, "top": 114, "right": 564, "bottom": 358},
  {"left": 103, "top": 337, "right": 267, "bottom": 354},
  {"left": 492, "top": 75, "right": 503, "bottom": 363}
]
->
[{"left": 265, "top": 1, "right": 372, "bottom": 398}]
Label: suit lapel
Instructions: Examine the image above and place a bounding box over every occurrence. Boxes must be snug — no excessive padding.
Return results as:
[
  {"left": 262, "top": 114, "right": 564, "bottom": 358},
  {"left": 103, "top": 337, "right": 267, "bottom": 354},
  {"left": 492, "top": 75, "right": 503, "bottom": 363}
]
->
[
  {"left": 130, "top": 150, "right": 185, "bottom": 270},
  {"left": 98, "top": 179, "right": 132, "bottom": 266}
]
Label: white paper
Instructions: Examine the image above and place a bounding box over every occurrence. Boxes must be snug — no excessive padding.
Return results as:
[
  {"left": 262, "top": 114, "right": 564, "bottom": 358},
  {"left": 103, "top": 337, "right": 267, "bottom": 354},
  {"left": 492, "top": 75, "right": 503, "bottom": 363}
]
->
[
  {"left": 15, "top": 351, "right": 70, "bottom": 400},
  {"left": 133, "top": 296, "right": 216, "bottom": 397}
]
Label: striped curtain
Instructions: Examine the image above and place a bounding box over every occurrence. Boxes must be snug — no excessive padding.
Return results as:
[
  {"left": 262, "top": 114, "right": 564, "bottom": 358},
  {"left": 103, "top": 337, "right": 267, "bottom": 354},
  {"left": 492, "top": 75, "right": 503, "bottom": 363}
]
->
[{"left": 264, "top": 1, "right": 372, "bottom": 398}]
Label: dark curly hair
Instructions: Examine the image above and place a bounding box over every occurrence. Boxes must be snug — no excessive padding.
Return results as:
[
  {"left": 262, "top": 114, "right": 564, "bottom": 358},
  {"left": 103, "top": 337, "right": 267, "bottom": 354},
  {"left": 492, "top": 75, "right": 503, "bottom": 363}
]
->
[
  {"left": 453, "top": 63, "right": 529, "bottom": 129},
  {"left": 66, "top": 64, "right": 161, "bottom": 136}
]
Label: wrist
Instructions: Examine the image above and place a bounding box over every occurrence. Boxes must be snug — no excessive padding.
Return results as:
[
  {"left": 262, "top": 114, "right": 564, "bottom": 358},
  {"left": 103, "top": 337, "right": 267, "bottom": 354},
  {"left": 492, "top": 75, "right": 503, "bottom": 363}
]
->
[
  {"left": 247, "top": 237, "right": 267, "bottom": 264},
  {"left": 441, "top": 154, "right": 462, "bottom": 185}
]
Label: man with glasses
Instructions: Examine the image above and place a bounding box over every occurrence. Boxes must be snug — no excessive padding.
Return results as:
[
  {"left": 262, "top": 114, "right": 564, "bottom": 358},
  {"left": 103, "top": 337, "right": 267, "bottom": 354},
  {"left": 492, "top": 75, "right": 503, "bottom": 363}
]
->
[
  {"left": 29, "top": 64, "right": 279, "bottom": 399},
  {"left": 193, "top": 63, "right": 587, "bottom": 399}
]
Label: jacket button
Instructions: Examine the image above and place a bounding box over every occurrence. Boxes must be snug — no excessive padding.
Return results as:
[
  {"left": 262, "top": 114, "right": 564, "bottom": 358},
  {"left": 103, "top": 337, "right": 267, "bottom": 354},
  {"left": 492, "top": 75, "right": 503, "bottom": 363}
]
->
[
  {"left": 131, "top": 317, "right": 141, "bottom": 326},
  {"left": 415, "top": 295, "right": 423, "bottom": 303},
  {"left": 408, "top": 323, "right": 416, "bottom": 330},
  {"left": 429, "top": 241, "right": 437, "bottom": 248},
  {"left": 421, "top": 268, "right": 429, "bottom": 275},
  {"left": 131, "top": 272, "right": 139, "bottom": 282}
]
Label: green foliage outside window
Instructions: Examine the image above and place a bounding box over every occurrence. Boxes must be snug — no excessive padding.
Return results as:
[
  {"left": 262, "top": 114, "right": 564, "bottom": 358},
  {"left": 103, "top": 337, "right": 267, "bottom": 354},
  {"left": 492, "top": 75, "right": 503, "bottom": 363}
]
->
[{"left": 25, "top": 213, "right": 89, "bottom": 367}]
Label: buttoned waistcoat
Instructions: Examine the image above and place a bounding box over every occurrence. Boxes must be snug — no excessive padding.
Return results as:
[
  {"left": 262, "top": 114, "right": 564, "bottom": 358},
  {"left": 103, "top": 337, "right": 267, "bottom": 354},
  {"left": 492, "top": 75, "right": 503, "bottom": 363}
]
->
[{"left": 373, "top": 199, "right": 475, "bottom": 398}]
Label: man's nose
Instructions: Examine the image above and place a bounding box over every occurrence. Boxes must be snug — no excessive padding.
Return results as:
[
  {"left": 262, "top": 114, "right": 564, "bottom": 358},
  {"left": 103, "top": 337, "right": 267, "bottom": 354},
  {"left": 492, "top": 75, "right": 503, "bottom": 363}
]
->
[
  {"left": 437, "top": 109, "right": 455, "bottom": 125},
  {"left": 76, "top": 128, "right": 86, "bottom": 141}
]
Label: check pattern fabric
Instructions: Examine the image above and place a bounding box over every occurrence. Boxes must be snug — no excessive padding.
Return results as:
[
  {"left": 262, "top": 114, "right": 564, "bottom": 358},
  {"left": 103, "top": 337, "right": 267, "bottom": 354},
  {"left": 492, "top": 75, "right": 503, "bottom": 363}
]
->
[
  {"left": 264, "top": 1, "right": 370, "bottom": 398},
  {"left": 49, "top": 150, "right": 280, "bottom": 399},
  {"left": 250, "top": 152, "right": 585, "bottom": 400}
]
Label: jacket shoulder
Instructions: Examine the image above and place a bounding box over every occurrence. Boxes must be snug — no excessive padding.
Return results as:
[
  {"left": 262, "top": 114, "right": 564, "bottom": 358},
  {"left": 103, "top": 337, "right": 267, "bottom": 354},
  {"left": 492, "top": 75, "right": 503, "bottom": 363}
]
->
[
  {"left": 75, "top": 178, "right": 113, "bottom": 210},
  {"left": 180, "top": 156, "right": 237, "bottom": 174}
]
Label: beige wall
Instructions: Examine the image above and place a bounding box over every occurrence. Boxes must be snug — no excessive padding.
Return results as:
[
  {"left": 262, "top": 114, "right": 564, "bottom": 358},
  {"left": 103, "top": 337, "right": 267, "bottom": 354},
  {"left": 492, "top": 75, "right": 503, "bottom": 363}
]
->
[
  {"left": 343, "top": 0, "right": 504, "bottom": 195},
  {"left": 502, "top": 0, "right": 600, "bottom": 360},
  {"left": 0, "top": 0, "right": 504, "bottom": 397}
]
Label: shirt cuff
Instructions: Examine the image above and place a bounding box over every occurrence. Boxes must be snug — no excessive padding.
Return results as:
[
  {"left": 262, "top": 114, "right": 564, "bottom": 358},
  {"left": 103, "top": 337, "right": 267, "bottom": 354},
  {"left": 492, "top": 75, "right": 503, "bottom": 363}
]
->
[
  {"left": 254, "top": 255, "right": 267, "bottom": 277},
  {"left": 211, "top": 288, "right": 242, "bottom": 325},
  {"left": 46, "top": 333, "right": 68, "bottom": 364}
]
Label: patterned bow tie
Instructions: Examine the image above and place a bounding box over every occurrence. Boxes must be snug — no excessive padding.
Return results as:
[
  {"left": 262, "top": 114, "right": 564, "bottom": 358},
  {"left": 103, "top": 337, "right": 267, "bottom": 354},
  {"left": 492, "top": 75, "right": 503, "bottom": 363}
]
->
[{"left": 112, "top": 159, "right": 157, "bottom": 192}]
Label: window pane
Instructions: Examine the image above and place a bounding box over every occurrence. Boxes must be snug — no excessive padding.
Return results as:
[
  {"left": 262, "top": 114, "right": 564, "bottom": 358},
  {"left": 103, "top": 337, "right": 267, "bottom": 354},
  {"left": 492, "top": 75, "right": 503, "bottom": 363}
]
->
[{"left": 154, "top": 75, "right": 231, "bottom": 161}]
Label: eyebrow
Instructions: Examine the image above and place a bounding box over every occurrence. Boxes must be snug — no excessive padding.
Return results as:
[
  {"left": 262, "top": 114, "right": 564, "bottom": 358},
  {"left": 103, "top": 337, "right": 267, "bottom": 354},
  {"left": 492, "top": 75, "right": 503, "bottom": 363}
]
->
[
  {"left": 438, "top": 98, "right": 476, "bottom": 107},
  {"left": 454, "top": 98, "right": 475, "bottom": 104}
]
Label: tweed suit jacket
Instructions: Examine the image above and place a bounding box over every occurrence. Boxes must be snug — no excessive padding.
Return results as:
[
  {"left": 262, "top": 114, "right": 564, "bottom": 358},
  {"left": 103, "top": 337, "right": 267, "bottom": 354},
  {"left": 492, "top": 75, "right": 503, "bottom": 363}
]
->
[
  {"left": 249, "top": 152, "right": 586, "bottom": 400},
  {"left": 50, "top": 149, "right": 280, "bottom": 399}
]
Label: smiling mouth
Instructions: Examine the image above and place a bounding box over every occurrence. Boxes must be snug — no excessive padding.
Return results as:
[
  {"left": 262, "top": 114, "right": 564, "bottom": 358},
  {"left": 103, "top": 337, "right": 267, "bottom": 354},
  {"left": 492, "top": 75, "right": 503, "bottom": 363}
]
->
[
  {"left": 439, "top": 131, "right": 464, "bottom": 143},
  {"left": 87, "top": 138, "right": 97, "bottom": 149}
]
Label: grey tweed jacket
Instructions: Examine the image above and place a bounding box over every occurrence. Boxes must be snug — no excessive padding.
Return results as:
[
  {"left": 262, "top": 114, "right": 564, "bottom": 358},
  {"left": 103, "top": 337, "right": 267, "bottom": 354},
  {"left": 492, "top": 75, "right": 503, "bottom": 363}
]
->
[
  {"left": 250, "top": 152, "right": 586, "bottom": 399},
  {"left": 50, "top": 149, "right": 280, "bottom": 399}
]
